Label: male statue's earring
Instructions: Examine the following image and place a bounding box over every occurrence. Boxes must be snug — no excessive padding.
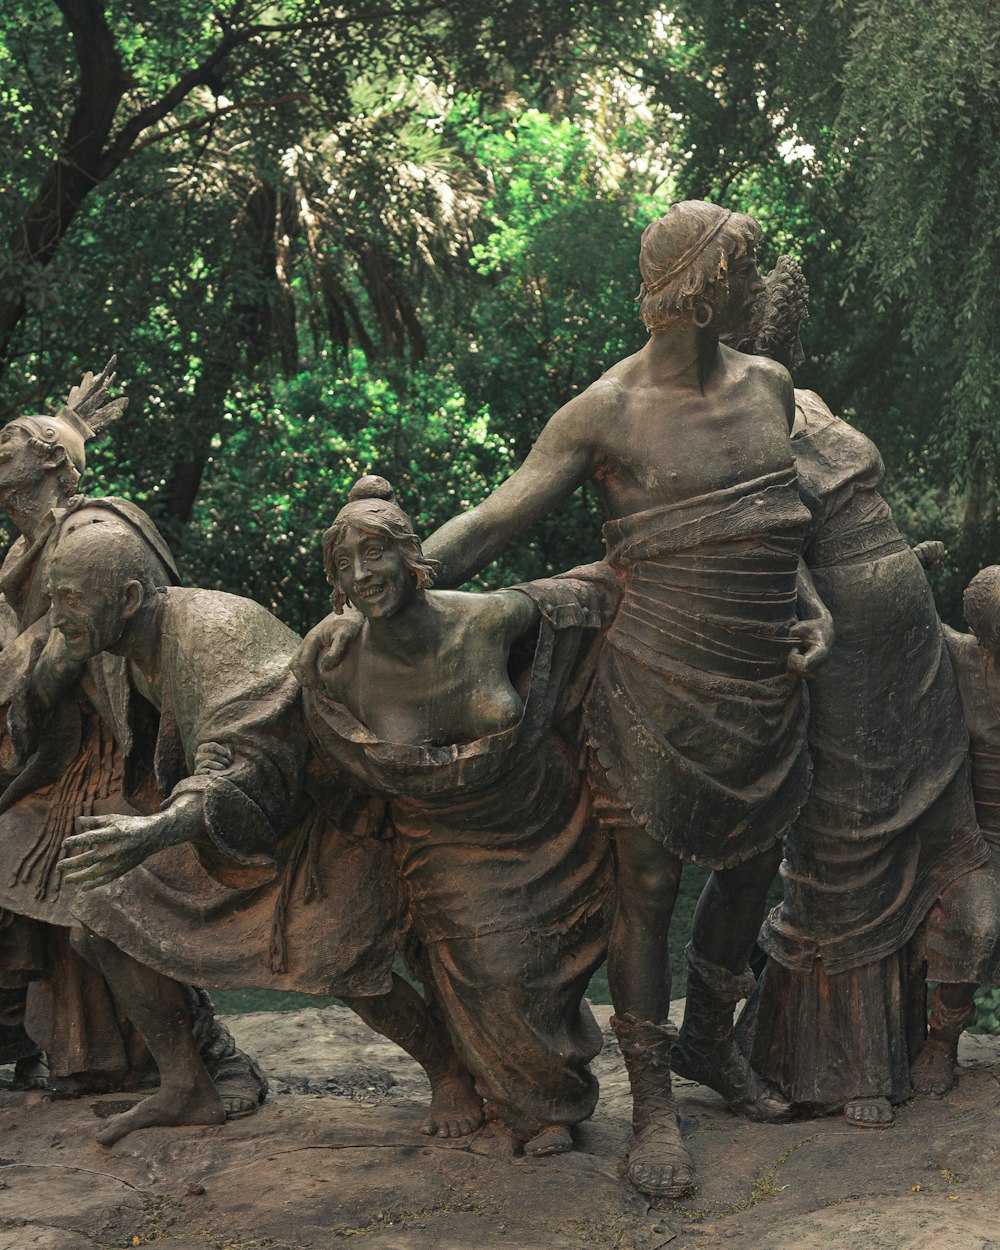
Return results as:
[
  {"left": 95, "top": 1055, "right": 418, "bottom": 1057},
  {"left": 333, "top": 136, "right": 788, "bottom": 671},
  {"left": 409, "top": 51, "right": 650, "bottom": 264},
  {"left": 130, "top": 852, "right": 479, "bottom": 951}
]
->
[{"left": 693, "top": 300, "right": 713, "bottom": 329}]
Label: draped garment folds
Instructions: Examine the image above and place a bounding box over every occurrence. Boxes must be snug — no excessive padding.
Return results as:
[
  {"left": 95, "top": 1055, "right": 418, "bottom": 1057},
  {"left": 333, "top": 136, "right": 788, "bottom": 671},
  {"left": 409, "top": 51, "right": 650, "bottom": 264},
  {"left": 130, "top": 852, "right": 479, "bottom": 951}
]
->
[
  {"left": 0, "top": 497, "right": 179, "bottom": 1078},
  {"left": 303, "top": 572, "right": 617, "bottom": 1136},
  {"left": 70, "top": 588, "right": 397, "bottom": 1000},
  {"left": 586, "top": 467, "right": 811, "bottom": 869},
  {"left": 751, "top": 392, "right": 989, "bottom": 1109}
]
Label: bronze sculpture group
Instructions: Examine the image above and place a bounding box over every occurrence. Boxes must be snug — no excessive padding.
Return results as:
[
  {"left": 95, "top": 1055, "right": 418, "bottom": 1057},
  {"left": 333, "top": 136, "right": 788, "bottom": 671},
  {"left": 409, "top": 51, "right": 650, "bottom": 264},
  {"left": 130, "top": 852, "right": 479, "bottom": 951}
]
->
[{"left": 0, "top": 200, "right": 996, "bottom": 1203}]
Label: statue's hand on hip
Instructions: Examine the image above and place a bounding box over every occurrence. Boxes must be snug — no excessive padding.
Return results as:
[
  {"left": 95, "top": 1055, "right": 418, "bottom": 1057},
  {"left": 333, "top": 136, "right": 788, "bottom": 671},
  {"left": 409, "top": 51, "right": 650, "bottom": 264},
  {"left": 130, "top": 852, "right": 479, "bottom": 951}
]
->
[
  {"left": 787, "top": 613, "right": 833, "bottom": 676},
  {"left": 912, "top": 539, "right": 946, "bottom": 571}
]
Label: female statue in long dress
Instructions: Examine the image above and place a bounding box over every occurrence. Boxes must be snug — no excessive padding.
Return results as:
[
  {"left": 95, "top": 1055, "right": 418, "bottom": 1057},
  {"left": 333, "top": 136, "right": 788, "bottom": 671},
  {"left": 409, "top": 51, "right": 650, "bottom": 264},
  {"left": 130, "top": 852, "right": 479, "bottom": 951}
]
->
[
  {"left": 303, "top": 477, "right": 617, "bottom": 1155},
  {"left": 732, "top": 260, "right": 991, "bottom": 1126}
]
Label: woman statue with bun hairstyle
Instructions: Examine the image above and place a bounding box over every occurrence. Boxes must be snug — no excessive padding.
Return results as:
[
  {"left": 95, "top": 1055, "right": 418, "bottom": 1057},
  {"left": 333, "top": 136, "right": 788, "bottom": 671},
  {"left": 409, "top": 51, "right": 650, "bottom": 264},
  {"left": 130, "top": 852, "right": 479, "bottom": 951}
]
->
[
  {"left": 303, "top": 475, "right": 619, "bottom": 1156},
  {"left": 729, "top": 259, "right": 993, "bottom": 1126}
]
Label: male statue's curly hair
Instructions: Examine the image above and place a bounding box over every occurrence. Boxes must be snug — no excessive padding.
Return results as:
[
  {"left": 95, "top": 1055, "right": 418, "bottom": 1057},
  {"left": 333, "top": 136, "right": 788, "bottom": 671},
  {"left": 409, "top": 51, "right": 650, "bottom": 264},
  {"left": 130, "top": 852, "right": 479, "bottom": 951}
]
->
[
  {"left": 964, "top": 566, "right": 1000, "bottom": 666},
  {"left": 724, "top": 254, "right": 809, "bottom": 364}
]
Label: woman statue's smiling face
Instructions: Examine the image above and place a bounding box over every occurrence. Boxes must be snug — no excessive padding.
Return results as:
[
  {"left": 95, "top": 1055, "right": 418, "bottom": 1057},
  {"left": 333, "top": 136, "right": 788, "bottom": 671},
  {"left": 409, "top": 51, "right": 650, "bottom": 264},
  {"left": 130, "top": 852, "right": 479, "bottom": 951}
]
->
[{"left": 332, "top": 526, "right": 416, "bottom": 620}]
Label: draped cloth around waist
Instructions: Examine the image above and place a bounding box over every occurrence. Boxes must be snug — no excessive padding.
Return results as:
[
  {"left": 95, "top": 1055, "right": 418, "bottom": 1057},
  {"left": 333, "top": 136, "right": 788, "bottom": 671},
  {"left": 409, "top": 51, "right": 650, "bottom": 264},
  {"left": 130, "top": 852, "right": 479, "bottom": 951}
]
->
[
  {"left": 306, "top": 684, "right": 608, "bottom": 946},
  {"left": 971, "top": 747, "right": 1000, "bottom": 846},
  {"left": 586, "top": 470, "right": 811, "bottom": 868}
]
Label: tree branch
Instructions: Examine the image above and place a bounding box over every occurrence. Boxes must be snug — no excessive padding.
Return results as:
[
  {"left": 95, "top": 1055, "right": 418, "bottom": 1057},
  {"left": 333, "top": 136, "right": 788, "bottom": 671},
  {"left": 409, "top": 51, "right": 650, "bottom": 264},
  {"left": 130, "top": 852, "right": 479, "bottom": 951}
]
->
[
  {"left": 94, "top": 28, "right": 246, "bottom": 179},
  {"left": 0, "top": 0, "right": 452, "bottom": 368},
  {"left": 122, "top": 94, "right": 314, "bottom": 161},
  {"left": 248, "top": 3, "right": 447, "bottom": 36},
  {"left": 95, "top": 2, "right": 448, "bottom": 181},
  {"left": 0, "top": 0, "right": 128, "bottom": 363}
]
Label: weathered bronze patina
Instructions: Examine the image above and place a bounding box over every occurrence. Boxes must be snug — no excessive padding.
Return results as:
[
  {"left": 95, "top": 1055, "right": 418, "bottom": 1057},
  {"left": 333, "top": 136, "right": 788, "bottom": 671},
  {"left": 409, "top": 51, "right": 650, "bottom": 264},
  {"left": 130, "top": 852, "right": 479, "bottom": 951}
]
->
[
  {"left": 0, "top": 361, "right": 263, "bottom": 1112},
  {"left": 730, "top": 261, "right": 991, "bottom": 1128},
  {"left": 55, "top": 511, "right": 485, "bottom": 1146},
  {"left": 297, "top": 201, "right": 833, "bottom": 1197}
]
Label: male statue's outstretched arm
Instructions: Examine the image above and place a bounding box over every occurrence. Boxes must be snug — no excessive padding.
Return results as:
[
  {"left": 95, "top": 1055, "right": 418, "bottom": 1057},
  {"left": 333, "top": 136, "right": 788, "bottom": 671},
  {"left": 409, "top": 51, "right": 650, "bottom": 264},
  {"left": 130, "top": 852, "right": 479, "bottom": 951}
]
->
[
  {"left": 422, "top": 403, "right": 597, "bottom": 587},
  {"left": 60, "top": 743, "right": 234, "bottom": 889}
]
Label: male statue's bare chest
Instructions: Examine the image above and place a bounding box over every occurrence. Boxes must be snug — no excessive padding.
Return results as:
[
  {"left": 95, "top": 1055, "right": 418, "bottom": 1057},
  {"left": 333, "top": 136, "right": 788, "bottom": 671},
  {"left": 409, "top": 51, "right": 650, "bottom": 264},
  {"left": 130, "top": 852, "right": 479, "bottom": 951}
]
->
[{"left": 592, "top": 391, "right": 790, "bottom": 518}]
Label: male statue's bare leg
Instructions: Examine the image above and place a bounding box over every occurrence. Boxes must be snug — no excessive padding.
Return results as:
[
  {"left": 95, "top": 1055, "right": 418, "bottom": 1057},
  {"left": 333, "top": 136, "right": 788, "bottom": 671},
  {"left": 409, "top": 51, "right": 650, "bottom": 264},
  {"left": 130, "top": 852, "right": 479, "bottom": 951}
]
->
[
  {"left": 607, "top": 833, "right": 694, "bottom": 1199},
  {"left": 912, "top": 866, "right": 994, "bottom": 1098},
  {"left": 671, "top": 841, "right": 792, "bottom": 1122},
  {"left": 344, "top": 975, "right": 483, "bottom": 1139},
  {"left": 70, "top": 929, "right": 225, "bottom": 1146},
  {"left": 910, "top": 981, "right": 976, "bottom": 1097}
]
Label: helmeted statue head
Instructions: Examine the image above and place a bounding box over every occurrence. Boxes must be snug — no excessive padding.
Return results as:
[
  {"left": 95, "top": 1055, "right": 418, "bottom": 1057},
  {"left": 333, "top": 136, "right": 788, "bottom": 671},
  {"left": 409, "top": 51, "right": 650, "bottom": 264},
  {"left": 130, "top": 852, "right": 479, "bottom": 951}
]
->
[
  {"left": 2, "top": 357, "right": 127, "bottom": 498},
  {"left": 322, "top": 475, "right": 437, "bottom": 615},
  {"left": 637, "top": 201, "right": 762, "bottom": 333}
]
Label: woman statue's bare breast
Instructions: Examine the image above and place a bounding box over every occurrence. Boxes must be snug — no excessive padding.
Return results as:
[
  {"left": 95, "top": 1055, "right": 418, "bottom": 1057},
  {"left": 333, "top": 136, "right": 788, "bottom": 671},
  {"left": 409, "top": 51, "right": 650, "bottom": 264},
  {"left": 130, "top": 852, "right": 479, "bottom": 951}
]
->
[{"left": 334, "top": 601, "right": 526, "bottom": 746}]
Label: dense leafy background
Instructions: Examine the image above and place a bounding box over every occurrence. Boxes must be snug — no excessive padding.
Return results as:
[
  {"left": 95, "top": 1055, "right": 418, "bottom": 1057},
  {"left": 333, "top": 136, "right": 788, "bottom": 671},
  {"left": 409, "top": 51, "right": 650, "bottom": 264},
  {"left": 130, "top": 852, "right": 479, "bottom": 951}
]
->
[{"left": 2, "top": 2, "right": 998, "bottom": 1025}]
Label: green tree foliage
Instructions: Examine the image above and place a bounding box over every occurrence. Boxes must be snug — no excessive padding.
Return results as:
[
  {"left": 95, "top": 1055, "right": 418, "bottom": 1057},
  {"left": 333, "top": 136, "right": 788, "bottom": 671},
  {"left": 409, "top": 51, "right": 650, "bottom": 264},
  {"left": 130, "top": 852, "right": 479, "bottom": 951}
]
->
[
  {"left": 0, "top": 0, "right": 647, "bottom": 543},
  {"left": 442, "top": 104, "right": 671, "bottom": 578},
  {"left": 178, "top": 354, "right": 518, "bottom": 630},
  {"left": 4, "top": 2, "right": 997, "bottom": 610}
]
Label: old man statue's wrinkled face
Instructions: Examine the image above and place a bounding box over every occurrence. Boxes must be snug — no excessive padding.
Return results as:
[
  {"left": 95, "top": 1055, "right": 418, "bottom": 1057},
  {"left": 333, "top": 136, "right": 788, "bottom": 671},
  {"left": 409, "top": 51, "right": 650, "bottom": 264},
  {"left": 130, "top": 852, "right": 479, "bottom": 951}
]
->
[{"left": 48, "top": 555, "right": 137, "bottom": 662}]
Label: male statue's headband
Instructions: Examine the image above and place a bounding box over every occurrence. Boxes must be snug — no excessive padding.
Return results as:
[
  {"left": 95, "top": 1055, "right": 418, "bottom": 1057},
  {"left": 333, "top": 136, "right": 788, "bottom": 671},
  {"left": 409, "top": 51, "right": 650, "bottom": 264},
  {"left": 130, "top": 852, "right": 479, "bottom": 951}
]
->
[{"left": 638, "top": 209, "right": 734, "bottom": 299}]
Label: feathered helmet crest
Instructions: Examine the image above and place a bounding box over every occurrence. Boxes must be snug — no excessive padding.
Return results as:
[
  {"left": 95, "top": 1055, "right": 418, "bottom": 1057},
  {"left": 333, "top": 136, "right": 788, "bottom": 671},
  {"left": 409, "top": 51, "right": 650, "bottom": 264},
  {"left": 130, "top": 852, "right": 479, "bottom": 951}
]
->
[{"left": 8, "top": 356, "right": 127, "bottom": 473}]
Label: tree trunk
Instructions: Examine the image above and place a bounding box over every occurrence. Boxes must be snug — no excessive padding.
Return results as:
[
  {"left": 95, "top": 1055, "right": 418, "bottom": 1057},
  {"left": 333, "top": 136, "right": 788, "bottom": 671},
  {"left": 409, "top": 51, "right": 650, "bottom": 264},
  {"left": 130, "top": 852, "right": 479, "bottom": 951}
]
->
[
  {"left": 162, "top": 363, "right": 234, "bottom": 524},
  {"left": 0, "top": 0, "right": 128, "bottom": 368}
]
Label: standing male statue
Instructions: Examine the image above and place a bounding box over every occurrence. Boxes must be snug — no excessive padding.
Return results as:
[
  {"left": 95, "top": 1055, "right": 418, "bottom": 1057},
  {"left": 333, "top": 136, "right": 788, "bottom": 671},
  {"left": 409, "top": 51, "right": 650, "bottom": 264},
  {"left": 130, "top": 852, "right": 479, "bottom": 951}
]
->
[
  {"left": 0, "top": 360, "right": 263, "bottom": 1110},
  {"left": 297, "top": 200, "right": 831, "bottom": 1197}
]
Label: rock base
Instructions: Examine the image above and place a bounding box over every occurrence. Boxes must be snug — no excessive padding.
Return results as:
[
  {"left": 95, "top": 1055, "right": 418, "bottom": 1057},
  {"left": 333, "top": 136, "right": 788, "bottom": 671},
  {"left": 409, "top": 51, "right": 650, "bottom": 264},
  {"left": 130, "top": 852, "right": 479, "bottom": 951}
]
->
[{"left": 0, "top": 1003, "right": 998, "bottom": 1249}]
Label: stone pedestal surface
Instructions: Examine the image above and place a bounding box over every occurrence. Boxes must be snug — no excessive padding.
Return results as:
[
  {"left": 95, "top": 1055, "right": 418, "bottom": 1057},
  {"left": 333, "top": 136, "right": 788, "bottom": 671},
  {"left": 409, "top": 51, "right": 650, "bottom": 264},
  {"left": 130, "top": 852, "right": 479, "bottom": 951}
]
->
[{"left": 0, "top": 1003, "right": 997, "bottom": 1249}]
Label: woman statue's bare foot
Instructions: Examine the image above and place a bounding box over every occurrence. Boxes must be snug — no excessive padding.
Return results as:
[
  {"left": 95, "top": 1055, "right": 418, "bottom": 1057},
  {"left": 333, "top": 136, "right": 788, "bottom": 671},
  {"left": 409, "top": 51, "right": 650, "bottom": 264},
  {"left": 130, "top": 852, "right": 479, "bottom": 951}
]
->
[
  {"left": 844, "top": 1096, "right": 893, "bottom": 1128},
  {"left": 95, "top": 1086, "right": 226, "bottom": 1147},
  {"left": 418, "top": 1070, "right": 483, "bottom": 1139}
]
